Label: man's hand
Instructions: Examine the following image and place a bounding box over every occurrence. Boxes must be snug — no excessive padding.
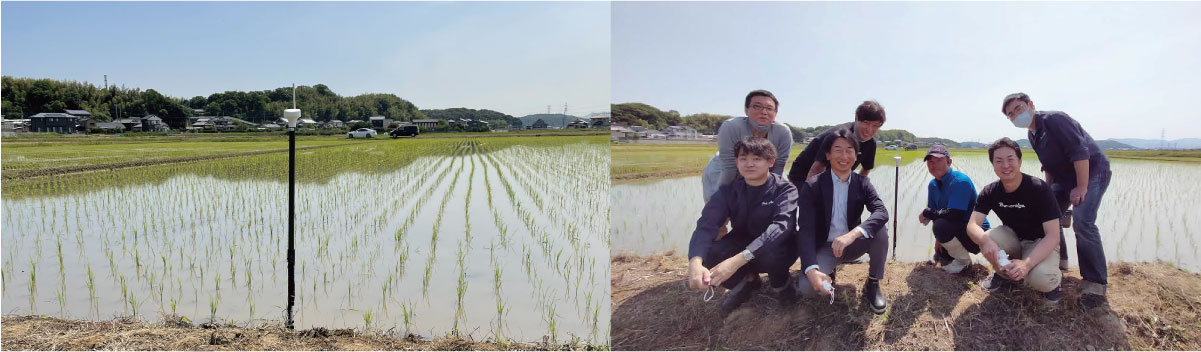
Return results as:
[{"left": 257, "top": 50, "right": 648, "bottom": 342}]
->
[
  {"left": 1004, "top": 259, "right": 1031, "bottom": 281},
  {"left": 918, "top": 212, "right": 930, "bottom": 225},
  {"left": 1070, "top": 186, "right": 1088, "bottom": 206},
  {"left": 832, "top": 230, "right": 860, "bottom": 258},
  {"left": 980, "top": 239, "right": 1001, "bottom": 268},
  {"left": 687, "top": 258, "right": 712, "bottom": 291},
  {"left": 806, "top": 269, "right": 833, "bottom": 296},
  {"left": 708, "top": 255, "right": 748, "bottom": 288}
]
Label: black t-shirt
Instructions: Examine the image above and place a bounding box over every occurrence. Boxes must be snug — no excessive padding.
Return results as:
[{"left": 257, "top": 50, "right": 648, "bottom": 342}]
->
[
  {"left": 974, "top": 173, "right": 1061, "bottom": 241},
  {"left": 787, "top": 122, "right": 877, "bottom": 186}
]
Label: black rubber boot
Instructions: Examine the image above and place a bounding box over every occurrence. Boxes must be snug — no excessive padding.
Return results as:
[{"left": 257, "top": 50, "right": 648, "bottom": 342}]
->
[{"left": 864, "top": 277, "right": 887, "bottom": 315}]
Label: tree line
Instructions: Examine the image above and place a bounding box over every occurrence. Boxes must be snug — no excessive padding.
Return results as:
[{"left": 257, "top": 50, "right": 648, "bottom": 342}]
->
[
  {"left": 1, "top": 76, "right": 434, "bottom": 129},
  {"left": 612, "top": 102, "right": 945, "bottom": 145}
]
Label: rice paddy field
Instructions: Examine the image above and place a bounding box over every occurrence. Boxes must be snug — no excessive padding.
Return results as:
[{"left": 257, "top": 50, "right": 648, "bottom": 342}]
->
[
  {"left": 1, "top": 134, "right": 610, "bottom": 345},
  {"left": 612, "top": 146, "right": 1201, "bottom": 273}
]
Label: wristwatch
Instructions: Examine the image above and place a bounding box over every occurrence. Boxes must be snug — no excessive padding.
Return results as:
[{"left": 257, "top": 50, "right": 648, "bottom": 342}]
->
[{"left": 741, "top": 249, "right": 755, "bottom": 262}]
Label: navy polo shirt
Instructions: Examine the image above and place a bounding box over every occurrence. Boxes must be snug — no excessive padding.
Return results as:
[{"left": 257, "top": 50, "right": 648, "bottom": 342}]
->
[{"left": 1028, "top": 111, "right": 1110, "bottom": 189}]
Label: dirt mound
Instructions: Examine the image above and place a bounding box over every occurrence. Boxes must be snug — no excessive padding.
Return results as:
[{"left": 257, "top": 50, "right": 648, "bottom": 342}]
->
[
  {"left": 611, "top": 254, "right": 1201, "bottom": 350},
  {"left": 0, "top": 315, "right": 603, "bottom": 351}
]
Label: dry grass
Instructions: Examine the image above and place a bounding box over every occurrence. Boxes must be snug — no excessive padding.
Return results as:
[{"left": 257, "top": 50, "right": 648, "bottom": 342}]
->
[
  {"left": 611, "top": 253, "right": 1201, "bottom": 350},
  {"left": 0, "top": 315, "right": 604, "bottom": 351}
]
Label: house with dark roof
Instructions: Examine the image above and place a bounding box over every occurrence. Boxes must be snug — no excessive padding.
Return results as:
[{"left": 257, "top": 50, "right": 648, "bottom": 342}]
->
[
  {"left": 30, "top": 113, "right": 78, "bottom": 133},
  {"left": 64, "top": 110, "right": 93, "bottom": 119},
  {"left": 141, "top": 115, "right": 169, "bottom": 132}
]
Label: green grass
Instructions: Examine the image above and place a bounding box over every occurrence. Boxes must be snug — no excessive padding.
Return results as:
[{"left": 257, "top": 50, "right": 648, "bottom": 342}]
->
[
  {"left": 1, "top": 134, "right": 363, "bottom": 172},
  {"left": 1106, "top": 149, "right": 1201, "bottom": 163}
]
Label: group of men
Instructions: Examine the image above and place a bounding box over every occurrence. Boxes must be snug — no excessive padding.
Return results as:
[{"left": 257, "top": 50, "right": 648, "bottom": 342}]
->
[{"left": 687, "top": 90, "right": 1113, "bottom": 315}]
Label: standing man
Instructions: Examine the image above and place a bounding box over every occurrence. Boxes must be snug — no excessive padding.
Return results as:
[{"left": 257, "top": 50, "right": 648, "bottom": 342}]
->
[
  {"left": 968, "top": 138, "right": 1063, "bottom": 306},
  {"left": 787, "top": 100, "right": 885, "bottom": 187},
  {"left": 1002, "top": 93, "right": 1112, "bottom": 309},
  {"left": 688, "top": 137, "right": 798, "bottom": 315},
  {"left": 920, "top": 143, "right": 990, "bottom": 274},
  {"left": 795, "top": 129, "right": 890, "bottom": 314},
  {"left": 701, "top": 90, "right": 793, "bottom": 203}
]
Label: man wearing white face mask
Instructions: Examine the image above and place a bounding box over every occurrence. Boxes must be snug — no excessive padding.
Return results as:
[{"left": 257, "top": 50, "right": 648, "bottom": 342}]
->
[
  {"left": 1001, "top": 92, "right": 1112, "bottom": 311},
  {"left": 702, "top": 90, "right": 793, "bottom": 202}
]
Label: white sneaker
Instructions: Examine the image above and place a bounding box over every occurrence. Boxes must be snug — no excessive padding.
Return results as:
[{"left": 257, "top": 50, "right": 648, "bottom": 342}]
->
[{"left": 943, "top": 259, "right": 970, "bottom": 274}]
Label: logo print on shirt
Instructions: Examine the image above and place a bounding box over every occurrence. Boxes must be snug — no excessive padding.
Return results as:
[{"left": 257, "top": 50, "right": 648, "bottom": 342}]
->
[
  {"left": 761, "top": 200, "right": 775, "bottom": 205},
  {"left": 997, "top": 202, "right": 1026, "bottom": 209}
]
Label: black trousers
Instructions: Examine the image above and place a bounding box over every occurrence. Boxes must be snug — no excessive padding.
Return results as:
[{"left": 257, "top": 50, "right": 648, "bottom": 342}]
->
[
  {"left": 932, "top": 218, "right": 980, "bottom": 254},
  {"left": 702, "top": 236, "right": 796, "bottom": 290}
]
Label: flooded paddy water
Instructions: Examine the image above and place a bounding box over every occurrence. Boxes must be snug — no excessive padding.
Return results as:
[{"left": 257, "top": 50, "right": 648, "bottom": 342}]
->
[
  {"left": 612, "top": 154, "right": 1201, "bottom": 273},
  {"left": 1, "top": 135, "right": 610, "bottom": 344}
]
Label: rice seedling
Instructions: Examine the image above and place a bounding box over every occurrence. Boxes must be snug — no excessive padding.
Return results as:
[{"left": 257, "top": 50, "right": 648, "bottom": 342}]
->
[{"left": 2, "top": 135, "right": 611, "bottom": 342}]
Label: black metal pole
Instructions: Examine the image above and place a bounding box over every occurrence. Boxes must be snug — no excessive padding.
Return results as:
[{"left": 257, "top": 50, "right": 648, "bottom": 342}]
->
[
  {"left": 892, "top": 159, "right": 899, "bottom": 261},
  {"left": 286, "top": 128, "right": 296, "bottom": 329}
]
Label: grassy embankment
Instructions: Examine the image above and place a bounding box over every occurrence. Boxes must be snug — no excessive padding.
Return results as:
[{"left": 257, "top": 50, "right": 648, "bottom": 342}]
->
[
  {"left": 611, "top": 253, "right": 1201, "bottom": 350},
  {"left": 0, "top": 315, "right": 603, "bottom": 351},
  {"left": 612, "top": 143, "right": 1201, "bottom": 182}
]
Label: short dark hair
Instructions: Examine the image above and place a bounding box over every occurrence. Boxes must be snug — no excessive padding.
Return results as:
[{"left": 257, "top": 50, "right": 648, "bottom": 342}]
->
[
  {"left": 988, "top": 137, "right": 1023, "bottom": 161},
  {"left": 744, "top": 90, "right": 779, "bottom": 109},
  {"left": 1002, "top": 93, "right": 1032, "bottom": 114},
  {"left": 855, "top": 100, "right": 886, "bottom": 123},
  {"left": 823, "top": 128, "right": 860, "bottom": 157},
  {"left": 734, "top": 136, "right": 777, "bottom": 161}
]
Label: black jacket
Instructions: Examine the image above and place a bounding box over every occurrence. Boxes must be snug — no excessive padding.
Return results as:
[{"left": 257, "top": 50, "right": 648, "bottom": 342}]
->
[{"left": 796, "top": 170, "right": 889, "bottom": 270}]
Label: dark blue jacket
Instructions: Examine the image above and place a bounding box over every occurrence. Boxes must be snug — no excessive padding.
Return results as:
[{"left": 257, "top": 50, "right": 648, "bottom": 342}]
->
[
  {"left": 688, "top": 173, "right": 798, "bottom": 259},
  {"left": 1029, "top": 111, "right": 1110, "bottom": 189},
  {"left": 795, "top": 170, "right": 889, "bottom": 270}
]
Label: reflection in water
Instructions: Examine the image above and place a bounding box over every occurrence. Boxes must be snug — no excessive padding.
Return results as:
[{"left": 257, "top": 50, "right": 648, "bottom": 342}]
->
[
  {"left": 612, "top": 156, "right": 1201, "bottom": 273},
  {"left": 1, "top": 136, "right": 610, "bottom": 344}
]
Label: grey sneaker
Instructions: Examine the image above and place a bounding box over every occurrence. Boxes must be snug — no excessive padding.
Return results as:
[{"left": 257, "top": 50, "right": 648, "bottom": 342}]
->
[
  {"left": 1043, "top": 286, "right": 1063, "bottom": 307},
  {"left": 981, "top": 273, "right": 1013, "bottom": 292}
]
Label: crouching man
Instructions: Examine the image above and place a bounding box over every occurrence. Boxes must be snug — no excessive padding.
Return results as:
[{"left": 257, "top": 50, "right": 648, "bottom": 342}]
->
[
  {"left": 795, "top": 128, "right": 890, "bottom": 315},
  {"left": 967, "top": 138, "right": 1063, "bottom": 306},
  {"left": 920, "top": 143, "right": 990, "bottom": 274},
  {"left": 687, "top": 136, "right": 799, "bottom": 315}
]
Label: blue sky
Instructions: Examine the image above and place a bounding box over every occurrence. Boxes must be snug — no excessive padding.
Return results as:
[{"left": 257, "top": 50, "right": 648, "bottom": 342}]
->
[
  {"left": 2, "top": 2, "right": 610, "bottom": 117},
  {"left": 613, "top": 2, "right": 1201, "bottom": 142}
]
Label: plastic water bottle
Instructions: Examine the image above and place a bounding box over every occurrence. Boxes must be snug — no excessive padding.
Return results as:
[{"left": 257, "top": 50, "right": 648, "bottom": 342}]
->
[
  {"left": 997, "top": 250, "right": 1011, "bottom": 267},
  {"left": 823, "top": 281, "right": 835, "bottom": 304}
]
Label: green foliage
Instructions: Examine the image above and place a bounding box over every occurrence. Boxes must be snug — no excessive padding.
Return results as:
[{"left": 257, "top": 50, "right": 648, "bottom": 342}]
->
[
  {"left": 421, "top": 108, "right": 519, "bottom": 129},
  {"left": 2, "top": 76, "right": 427, "bottom": 128},
  {"left": 2, "top": 76, "right": 192, "bottom": 128},
  {"left": 611, "top": 103, "right": 680, "bottom": 130},
  {"left": 679, "top": 113, "right": 730, "bottom": 135}
]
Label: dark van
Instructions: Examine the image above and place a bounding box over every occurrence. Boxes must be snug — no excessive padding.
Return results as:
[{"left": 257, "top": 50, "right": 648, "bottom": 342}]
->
[{"left": 390, "top": 125, "right": 419, "bottom": 138}]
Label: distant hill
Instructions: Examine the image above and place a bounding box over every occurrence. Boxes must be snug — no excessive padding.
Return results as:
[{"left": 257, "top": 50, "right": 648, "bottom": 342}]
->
[
  {"left": 1111, "top": 138, "right": 1201, "bottom": 150},
  {"left": 519, "top": 114, "right": 582, "bottom": 128},
  {"left": 1017, "top": 138, "right": 1137, "bottom": 150}
]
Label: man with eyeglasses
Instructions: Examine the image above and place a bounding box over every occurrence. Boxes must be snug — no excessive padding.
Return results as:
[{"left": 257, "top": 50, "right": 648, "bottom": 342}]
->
[
  {"left": 787, "top": 100, "right": 886, "bottom": 187},
  {"left": 702, "top": 90, "right": 793, "bottom": 203},
  {"left": 699, "top": 90, "right": 794, "bottom": 240}
]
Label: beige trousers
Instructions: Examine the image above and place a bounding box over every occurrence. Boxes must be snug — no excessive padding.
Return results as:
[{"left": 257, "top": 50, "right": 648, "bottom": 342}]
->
[{"left": 987, "top": 225, "right": 1062, "bottom": 292}]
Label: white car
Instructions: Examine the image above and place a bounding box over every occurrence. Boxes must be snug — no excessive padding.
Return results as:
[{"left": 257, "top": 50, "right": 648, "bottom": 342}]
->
[{"left": 347, "top": 128, "right": 377, "bottom": 138}]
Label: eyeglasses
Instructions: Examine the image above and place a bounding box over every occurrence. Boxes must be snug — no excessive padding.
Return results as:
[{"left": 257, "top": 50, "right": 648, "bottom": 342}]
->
[{"left": 750, "top": 104, "right": 777, "bottom": 112}]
